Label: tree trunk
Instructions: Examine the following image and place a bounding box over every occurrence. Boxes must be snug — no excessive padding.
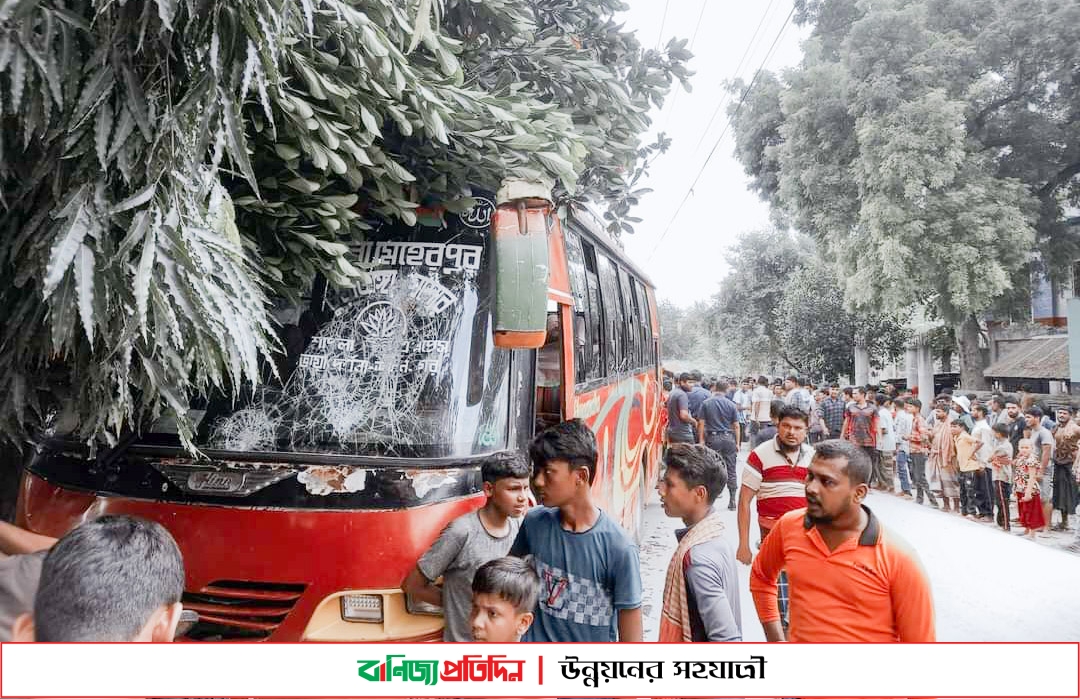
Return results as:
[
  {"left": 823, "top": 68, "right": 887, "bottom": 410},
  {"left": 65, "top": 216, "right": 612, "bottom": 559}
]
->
[{"left": 954, "top": 314, "right": 989, "bottom": 390}]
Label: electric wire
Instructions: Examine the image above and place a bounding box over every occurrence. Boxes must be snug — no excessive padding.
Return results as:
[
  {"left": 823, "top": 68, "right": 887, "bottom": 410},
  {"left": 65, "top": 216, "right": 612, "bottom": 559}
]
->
[
  {"left": 691, "top": 0, "right": 779, "bottom": 152},
  {"left": 656, "top": 0, "right": 710, "bottom": 135},
  {"left": 646, "top": 3, "right": 796, "bottom": 262},
  {"left": 654, "top": 0, "right": 671, "bottom": 50}
]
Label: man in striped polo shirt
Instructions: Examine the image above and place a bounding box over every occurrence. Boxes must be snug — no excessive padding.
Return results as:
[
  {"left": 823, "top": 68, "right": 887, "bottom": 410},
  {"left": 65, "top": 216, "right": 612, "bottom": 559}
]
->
[{"left": 736, "top": 403, "right": 814, "bottom": 632}]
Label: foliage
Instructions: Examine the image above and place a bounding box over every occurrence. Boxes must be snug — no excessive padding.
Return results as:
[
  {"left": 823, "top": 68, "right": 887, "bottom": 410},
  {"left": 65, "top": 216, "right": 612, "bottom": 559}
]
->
[
  {"left": 708, "top": 228, "right": 812, "bottom": 373},
  {"left": 656, "top": 299, "right": 734, "bottom": 376},
  {"left": 655, "top": 299, "right": 693, "bottom": 360},
  {"left": 444, "top": 0, "right": 691, "bottom": 236},
  {"left": 0, "top": 0, "right": 688, "bottom": 448},
  {"left": 774, "top": 259, "right": 908, "bottom": 381},
  {"left": 728, "top": 0, "right": 1080, "bottom": 388}
]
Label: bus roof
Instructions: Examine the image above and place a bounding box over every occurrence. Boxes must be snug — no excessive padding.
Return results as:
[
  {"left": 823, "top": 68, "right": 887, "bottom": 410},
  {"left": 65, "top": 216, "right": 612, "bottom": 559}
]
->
[{"left": 566, "top": 206, "right": 655, "bottom": 290}]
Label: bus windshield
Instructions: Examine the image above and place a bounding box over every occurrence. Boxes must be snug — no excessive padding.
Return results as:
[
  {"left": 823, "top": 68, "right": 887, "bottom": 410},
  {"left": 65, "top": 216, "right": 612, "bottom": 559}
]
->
[{"left": 193, "top": 210, "right": 510, "bottom": 459}]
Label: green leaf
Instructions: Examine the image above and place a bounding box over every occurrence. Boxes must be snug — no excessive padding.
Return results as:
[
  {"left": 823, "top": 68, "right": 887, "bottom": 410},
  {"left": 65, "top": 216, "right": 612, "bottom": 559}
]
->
[
  {"left": 360, "top": 105, "right": 381, "bottom": 137},
  {"left": 120, "top": 62, "right": 152, "bottom": 141},
  {"left": 154, "top": 0, "right": 176, "bottom": 31},
  {"left": 72, "top": 64, "right": 114, "bottom": 128},
  {"left": 109, "top": 183, "right": 156, "bottom": 214},
  {"left": 220, "top": 88, "right": 260, "bottom": 197},
  {"left": 43, "top": 203, "right": 89, "bottom": 298},
  {"left": 94, "top": 100, "right": 112, "bottom": 167},
  {"left": 74, "top": 243, "right": 95, "bottom": 348},
  {"left": 134, "top": 227, "right": 156, "bottom": 335}
]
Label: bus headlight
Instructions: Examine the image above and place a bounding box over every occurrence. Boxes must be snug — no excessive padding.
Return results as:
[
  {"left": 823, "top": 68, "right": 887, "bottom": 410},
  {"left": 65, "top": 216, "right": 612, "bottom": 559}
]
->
[
  {"left": 405, "top": 594, "right": 444, "bottom": 616},
  {"left": 341, "top": 594, "right": 383, "bottom": 622}
]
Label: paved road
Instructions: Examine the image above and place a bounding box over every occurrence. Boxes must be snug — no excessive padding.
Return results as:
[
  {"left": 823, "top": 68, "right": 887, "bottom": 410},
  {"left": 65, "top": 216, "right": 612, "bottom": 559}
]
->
[{"left": 638, "top": 458, "right": 1080, "bottom": 642}]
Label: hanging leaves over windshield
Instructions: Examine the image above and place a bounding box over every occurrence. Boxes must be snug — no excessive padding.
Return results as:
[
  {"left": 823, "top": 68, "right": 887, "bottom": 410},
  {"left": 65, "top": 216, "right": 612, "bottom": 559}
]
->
[{"left": 0, "top": 0, "right": 687, "bottom": 449}]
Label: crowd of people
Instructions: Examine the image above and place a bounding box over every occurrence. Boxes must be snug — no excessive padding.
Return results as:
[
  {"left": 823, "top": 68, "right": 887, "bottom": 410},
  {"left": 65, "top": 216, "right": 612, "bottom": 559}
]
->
[
  {"left": 407, "top": 416, "right": 933, "bottom": 647},
  {"left": 1, "top": 413, "right": 939, "bottom": 666},
  {"left": 19, "top": 376, "right": 1078, "bottom": 652},
  {"left": 665, "top": 371, "right": 1080, "bottom": 552}
]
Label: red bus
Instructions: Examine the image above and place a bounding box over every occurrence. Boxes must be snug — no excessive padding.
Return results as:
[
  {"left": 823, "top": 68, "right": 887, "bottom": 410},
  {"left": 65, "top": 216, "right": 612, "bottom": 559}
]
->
[{"left": 16, "top": 193, "right": 663, "bottom": 642}]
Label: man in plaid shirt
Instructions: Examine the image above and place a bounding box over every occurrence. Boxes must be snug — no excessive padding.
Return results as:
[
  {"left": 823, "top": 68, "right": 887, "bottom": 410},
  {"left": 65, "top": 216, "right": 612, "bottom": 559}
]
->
[
  {"left": 843, "top": 386, "right": 879, "bottom": 475},
  {"left": 819, "top": 385, "right": 846, "bottom": 438},
  {"left": 906, "top": 398, "right": 937, "bottom": 506},
  {"left": 783, "top": 376, "right": 814, "bottom": 415}
]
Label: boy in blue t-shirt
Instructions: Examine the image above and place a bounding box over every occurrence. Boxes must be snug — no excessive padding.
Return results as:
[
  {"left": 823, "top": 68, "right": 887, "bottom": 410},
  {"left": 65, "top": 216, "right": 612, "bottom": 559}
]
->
[{"left": 510, "top": 419, "right": 643, "bottom": 642}]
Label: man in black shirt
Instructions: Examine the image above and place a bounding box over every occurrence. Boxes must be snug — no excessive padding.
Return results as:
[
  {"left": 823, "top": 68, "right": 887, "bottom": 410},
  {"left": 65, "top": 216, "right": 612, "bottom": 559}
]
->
[{"left": 698, "top": 380, "right": 741, "bottom": 510}]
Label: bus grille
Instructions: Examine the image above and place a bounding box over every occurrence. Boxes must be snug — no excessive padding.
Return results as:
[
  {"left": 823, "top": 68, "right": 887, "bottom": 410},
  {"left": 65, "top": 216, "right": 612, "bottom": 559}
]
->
[{"left": 181, "top": 580, "right": 306, "bottom": 641}]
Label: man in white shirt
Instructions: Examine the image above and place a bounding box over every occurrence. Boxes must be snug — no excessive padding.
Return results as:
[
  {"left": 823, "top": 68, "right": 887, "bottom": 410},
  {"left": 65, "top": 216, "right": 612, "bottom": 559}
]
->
[
  {"left": 971, "top": 404, "right": 995, "bottom": 521},
  {"left": 733, "top": 379, "right": 754, "bottom": 445},
  {"left": 874, "top": 393, "right": 896, "bottom": 492},
  {"left": 750, "top": 376, "right": 774, "bottom": 441},
  {"left": 893, "top": 397, "right": 914, "bottom": 498}
]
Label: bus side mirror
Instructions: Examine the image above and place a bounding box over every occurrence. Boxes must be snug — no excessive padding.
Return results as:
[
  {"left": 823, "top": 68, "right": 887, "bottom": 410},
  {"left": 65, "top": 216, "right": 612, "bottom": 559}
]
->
[{"left": 491, "top": 179, "right": 553, "bottom": 349}]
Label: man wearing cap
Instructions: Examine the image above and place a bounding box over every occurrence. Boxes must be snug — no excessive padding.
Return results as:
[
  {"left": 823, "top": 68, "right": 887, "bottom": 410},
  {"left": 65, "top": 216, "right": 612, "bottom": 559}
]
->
[{"left": 951, "top": 395, "right": 975, "bottom": 433}]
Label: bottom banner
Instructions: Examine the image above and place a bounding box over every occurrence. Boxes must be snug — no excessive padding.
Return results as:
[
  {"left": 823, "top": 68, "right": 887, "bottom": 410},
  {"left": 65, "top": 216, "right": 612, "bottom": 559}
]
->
[{"left": 1, "top": 642, "right": 1078, "bottom": 698}]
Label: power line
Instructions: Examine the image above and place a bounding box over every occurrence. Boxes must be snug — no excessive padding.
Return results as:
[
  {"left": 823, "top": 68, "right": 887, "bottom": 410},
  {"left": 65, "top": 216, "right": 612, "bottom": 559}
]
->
[
  {"left": 647, "top": 3, "right": 796, "bottom": 262},
  {"left": 657, "top": 0, "right": 710, "bottom": 135},
  {"left": 654, "top": 0, "right": 671, "bottom": 51},
  {"left": 691, "top": 0, "right": 779, "bottom": 152}
]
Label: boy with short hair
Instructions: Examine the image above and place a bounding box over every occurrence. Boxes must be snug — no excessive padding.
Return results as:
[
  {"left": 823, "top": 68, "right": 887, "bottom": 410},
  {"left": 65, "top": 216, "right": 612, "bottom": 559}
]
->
[
  {"left": 511, "top": 419, "right": 643, "bottom": 642},
  {"left": 906, "top": 399, "right": 937, "bottom": 507},
  {"left": 657, "top": 444, "right": 742, "bottom": 642},
  {"left": 952, "top": 419, "right": 981, "bottom": 518},
  {"left": 404, "top": 452, "right": 532, "bottom": 641},
  {"left": 12, "top": 515, "right": 185, "bottom": 643},
  {"left": 469, "top": 556, "right": 540, "bottom": 642},
  {"left": 990, "top": 422, "right": 1014, "bottom": 531}
]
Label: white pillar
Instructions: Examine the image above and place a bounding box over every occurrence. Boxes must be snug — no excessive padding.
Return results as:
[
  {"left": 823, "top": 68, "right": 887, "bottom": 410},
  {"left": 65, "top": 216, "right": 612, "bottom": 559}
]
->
[
  {"left": 917, "top": 337, "right": 935, "bottom": 416},
  {"left": 854, "top": 340, "right": 870, "bottom": 386},
  {"left": 905, "top": 346, "right": 919, "bottom": 393}
]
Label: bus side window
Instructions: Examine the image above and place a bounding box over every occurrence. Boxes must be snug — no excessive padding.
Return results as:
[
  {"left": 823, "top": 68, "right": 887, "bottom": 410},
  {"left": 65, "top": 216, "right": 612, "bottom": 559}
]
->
[
  {"left": 630, "top": 278, "right": 649, "bottom": 369},
  {"left": 618, "top": 267, "right": 640, "bottom": 369},
  {"left": 563, "top": 226, "right": 592, "bottom": 385},
  {"left": 639, "top": 285, "right": 657, "bottom": 366},
  {"left": 579, "top": 240, "right": 605, "bottom": 381},
  {"left": 596, "top": 253, "right": 624, "bottom": 373}
]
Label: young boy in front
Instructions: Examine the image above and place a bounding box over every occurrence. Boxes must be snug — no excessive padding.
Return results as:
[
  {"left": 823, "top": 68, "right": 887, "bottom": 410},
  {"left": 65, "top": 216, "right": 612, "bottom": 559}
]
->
[
  {"left": 990, "top": 422, "right": 1014, "bottom": 531},
  {"left": 657, "top": 444, "right": 741, "bottom": 642},
  {"left": 404, "top": 452, "right": 532, "bottom": 641},
  {"left": 469, "top": 556, "right": 540, "bottom": 642},
  {"left": 510, "top": 419, "right": 643, "bottom": 642}
]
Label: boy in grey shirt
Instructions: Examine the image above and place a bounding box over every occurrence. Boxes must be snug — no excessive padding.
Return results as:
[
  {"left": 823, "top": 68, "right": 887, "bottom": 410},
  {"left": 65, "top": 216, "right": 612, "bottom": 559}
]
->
[
  {"left": 403, "top": 453, "right": 531, "bottom": 641},
  {"left": 657, "top": 443, "right": 742, "bottom": 642}
]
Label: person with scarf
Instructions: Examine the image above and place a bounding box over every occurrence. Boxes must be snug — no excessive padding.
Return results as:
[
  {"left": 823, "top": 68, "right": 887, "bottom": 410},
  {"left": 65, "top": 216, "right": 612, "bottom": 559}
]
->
[
  {"left": 657, "top": 444, "right": 742, "bottom": 642},
  {"left": 929, "top": 402, "right": 961, "bottom": 512}
]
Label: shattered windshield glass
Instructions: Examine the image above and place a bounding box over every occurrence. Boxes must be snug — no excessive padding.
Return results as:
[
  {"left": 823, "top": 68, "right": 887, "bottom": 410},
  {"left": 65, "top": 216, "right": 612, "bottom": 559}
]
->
[{"left": 197, "top": 205, "right": 511, "bottom": 458}]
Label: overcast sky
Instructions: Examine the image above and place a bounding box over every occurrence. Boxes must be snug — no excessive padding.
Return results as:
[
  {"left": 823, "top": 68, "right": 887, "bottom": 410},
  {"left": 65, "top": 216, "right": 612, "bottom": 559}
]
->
[{"left": 614, "top": 1, "right": 808, "bottom": 308}]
